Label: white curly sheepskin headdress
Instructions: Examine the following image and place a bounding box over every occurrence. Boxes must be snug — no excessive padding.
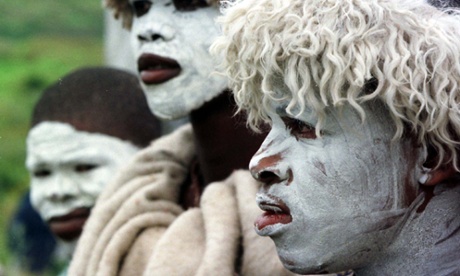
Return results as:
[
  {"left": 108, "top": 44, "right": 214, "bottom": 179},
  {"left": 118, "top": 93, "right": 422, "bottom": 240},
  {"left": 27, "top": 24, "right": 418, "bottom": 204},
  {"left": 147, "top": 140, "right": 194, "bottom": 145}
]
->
[{"left": 212, "top": 0, "right": 460, "bottom": 170}]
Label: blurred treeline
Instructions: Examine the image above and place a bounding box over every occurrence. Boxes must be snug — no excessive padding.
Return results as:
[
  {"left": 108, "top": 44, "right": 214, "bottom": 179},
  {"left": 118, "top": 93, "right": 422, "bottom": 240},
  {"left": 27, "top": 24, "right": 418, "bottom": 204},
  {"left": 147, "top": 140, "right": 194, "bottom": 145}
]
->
[{"left": 0, "top": 0, "right": 105, "bottom": 269}]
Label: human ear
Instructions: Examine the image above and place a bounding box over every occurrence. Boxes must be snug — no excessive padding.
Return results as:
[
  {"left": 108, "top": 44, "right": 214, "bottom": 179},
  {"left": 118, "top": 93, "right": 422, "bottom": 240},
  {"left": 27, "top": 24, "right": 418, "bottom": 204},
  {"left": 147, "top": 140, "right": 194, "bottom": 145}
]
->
[
  {"left": 418, "top": 164, "right": 456, "bottom": 186},
  {"left": 419, "top": 145, "right": 457, "bottom": 186}
]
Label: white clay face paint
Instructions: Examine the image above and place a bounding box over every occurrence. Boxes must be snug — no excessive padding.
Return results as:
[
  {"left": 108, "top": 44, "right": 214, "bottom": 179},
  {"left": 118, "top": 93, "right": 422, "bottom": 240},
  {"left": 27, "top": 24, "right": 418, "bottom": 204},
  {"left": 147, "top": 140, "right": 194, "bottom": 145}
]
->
[
  {"left": 130, "top": 0, "right": 227, "bottom": 119},
  {"left": 26, "top": 122, "right": 139, "bottom": 241},
  {"left": 250, "top": 99, "right": 424, "bottom": 274}
]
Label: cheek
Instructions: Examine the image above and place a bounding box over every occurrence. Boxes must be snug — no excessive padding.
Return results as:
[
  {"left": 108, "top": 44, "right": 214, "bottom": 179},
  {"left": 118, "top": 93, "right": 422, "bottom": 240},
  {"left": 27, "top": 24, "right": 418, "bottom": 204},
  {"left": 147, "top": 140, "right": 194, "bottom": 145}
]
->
[
  {"left": 290, "top": 158, "right": 334, "bottom": 203},
  {"left": 130, "top": 21, "right": 145, "bottom": 52},
  {"left": 288, "top": 144, "right": 331, "bottom": 184},
  {"left": 130, "top": 31, "right": 138, "bottom": 51},
  {"left": 77, "top": 166, "right": 116, "bottom": 196},
  {"left": 29, "top": 180, "right": 44, "bottom": 207},
  {"left": 289, "top": 147, "right": 370, "bottom": 210}
]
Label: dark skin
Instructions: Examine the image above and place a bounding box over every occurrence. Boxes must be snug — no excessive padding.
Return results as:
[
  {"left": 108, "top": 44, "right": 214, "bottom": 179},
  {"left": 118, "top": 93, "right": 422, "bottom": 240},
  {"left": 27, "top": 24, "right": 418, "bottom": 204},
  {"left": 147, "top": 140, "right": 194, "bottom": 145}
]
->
[{"left": 180, "top": 90, "right": 266, "bottom": 209}]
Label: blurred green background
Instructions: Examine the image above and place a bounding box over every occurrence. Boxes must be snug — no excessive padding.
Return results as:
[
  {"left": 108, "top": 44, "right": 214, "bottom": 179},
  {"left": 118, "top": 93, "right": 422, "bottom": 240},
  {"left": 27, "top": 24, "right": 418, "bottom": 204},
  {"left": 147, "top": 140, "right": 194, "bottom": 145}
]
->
[{"left": 0, "top": 0, "right": 105, "bottom": 273}]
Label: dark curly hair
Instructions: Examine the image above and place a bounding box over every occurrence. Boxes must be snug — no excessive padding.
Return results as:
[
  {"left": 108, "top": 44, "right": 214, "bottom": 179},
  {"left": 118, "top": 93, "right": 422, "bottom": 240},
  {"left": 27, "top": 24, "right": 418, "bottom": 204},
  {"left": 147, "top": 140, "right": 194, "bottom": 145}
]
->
[{"left": 31, "top": 67, "right": 161, "bottom": 148}]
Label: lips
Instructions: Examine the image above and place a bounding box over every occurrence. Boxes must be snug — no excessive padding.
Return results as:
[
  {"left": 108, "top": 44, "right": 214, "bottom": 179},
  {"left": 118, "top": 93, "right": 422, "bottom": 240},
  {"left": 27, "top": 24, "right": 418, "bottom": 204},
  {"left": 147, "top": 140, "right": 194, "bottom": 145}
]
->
[
  {"left": 138, "top": 53, "right": 181, "bottom": 85},
  {"left": 48, "top": 207, "right": 91, "bottom": 241},
  {"left": 255, "top": 194, "right": 292, "bottom": 231}
]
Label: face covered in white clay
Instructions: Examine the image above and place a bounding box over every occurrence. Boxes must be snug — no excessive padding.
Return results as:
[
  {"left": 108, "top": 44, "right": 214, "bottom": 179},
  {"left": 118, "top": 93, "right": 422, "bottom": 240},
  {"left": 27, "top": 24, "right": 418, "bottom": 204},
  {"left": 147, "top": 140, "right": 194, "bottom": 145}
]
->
[
  {"left": 129, "top": 0, "right": 227, "bottom": 119},
  {"left": 249, "top": 96, "right": 425, "bottom": 274},
  {"left": 26, "top": 122, "right": 139, "bottom": 242}
]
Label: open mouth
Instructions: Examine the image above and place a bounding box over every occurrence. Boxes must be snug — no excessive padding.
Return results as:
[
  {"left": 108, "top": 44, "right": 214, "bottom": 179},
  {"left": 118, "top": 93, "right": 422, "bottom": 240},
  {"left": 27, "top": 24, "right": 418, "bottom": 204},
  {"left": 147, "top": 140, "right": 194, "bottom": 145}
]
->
[
  {"left": 48, "top": 207, "right": 91, "bottom": 241},
  {"left": 255, "top": 194, "right": 292, "bottom": 231},
  {"left": 137, "top": 53, "right": 181, "bottom": 85}
]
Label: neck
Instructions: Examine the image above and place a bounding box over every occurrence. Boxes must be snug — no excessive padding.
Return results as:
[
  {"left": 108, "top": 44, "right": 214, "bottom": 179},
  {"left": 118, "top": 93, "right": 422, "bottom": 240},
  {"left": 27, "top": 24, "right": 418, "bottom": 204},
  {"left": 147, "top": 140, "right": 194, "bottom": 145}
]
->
[
  {"left": 356, "top": 181, "right": 460, "bottom": 275},
  {"left": 190, "top": 90, "right": 266, "bottom": 185}
]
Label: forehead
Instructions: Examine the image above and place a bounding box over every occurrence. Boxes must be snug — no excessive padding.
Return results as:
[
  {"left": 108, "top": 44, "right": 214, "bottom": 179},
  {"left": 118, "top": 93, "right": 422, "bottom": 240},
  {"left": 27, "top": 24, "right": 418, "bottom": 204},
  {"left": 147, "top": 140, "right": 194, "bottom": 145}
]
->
[
  {"left": 28, "top": 122, "right": 102, "bottom": 148},
  {"left": 26, "top": 122, "right": 132, "bottom": 166}
]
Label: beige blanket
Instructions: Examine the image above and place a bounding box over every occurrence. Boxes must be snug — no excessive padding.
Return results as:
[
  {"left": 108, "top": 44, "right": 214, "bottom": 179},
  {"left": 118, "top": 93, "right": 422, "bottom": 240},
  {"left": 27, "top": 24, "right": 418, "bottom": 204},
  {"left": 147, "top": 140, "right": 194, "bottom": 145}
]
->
[{"left": 68, "top": 124, "right": 295, "bottom": 276}]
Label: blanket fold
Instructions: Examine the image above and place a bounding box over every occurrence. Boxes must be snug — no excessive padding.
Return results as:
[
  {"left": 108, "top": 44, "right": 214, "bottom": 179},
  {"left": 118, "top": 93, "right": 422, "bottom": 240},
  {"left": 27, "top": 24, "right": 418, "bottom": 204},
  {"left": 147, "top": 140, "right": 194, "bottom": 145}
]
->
[
  {"left": 69, "top": 125, "right": 193, "bottom": 276},
  {"left": 69, "top": 124, "right": 297, "bottom": 275}
]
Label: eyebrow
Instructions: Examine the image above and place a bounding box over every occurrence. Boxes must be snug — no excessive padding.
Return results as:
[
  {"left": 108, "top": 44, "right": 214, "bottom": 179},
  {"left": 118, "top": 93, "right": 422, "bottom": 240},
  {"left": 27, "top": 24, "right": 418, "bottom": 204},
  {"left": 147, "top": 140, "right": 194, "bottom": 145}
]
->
[
  {"left": 173, "top": 0, "right": 208, "bottom": 11},
  {"left": 60, "top": 153, "right": 107, "bottom": 164},
  {"left": 26, "top": 161, "right": 47, "bottom": 171}
]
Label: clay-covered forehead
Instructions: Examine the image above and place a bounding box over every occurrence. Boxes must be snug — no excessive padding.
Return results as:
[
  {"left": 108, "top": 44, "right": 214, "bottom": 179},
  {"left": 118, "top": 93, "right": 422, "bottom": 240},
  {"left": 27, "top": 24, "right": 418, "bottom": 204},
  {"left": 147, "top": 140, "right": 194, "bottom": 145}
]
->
[{"left": 106, "top": 0, "right": 220, "bottom": 29}]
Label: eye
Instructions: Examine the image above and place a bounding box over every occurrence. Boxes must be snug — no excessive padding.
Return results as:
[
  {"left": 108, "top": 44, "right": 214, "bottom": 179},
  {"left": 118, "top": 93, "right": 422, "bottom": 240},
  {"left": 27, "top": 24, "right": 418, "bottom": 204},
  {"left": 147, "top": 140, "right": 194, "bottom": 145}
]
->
[
  {"left": 282, "top": 117, "right": 317, "bottom": 139},
  {"left": 173, "top": 0, "right": 208, "bottom": 11},
  {"left": 33, "top": 169, "right": 51, "bottom": 178},
  {"left": 74, "top": 164, "right": 98, "bottom": 173},
  {"left": 131, "top": 0, "right": 153, "bottom": 17}
]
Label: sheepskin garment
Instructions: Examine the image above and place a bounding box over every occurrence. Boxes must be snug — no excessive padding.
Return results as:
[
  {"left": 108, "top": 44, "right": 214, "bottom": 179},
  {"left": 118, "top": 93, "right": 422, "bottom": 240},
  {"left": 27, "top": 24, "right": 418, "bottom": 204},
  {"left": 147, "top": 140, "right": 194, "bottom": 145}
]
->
[{"left": 68, "top": 124, "right": 296, "bottom": 276}]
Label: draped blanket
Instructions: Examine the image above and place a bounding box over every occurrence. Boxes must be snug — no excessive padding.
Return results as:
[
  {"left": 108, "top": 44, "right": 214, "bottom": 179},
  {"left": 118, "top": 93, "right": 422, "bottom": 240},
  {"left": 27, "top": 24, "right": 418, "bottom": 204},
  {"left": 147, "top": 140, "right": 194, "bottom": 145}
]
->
[{"left": 68, "top": 124, "right": 295, "bottom": 276}]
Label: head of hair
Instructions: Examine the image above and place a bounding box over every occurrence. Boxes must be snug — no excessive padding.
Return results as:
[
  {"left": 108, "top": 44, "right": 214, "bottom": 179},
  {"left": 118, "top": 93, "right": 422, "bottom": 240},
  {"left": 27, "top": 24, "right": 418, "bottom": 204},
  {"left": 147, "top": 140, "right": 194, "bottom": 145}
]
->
[
  {"left": 105, "top": 0, "right": 221, "bottom": 29},
  {"left": 212, "top": 0, "right": 460, "bottom": 170},
  {"left": 31, "top": 66, "right": 161, "bottom": 148}
]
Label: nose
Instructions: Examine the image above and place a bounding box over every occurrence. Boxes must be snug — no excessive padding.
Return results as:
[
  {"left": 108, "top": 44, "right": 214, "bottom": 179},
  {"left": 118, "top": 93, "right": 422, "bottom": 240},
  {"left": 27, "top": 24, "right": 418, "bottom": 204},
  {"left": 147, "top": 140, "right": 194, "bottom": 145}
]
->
[
  {"left": 46, "top": 174, "right": 78, "bottom": 202},
  {"left": 137, "top": 23, "right": 175, "bottom": 43},
  {"left": 255, "top": 170, "right": 282, "bottom": 186},
  {"left": 249, "top": 153, "right": 291, "bottom": 186}
]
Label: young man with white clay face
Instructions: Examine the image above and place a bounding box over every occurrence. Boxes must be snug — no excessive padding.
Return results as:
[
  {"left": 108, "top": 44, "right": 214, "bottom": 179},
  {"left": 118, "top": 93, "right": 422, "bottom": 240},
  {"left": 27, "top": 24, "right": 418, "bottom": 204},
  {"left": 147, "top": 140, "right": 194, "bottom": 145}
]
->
[
  {"left": 213, "top": 0, "right": 460, "bottom": 275},
  {"left": 27, "top": 67, "right": 161, "bottom": 262},
  {"left": 68, "top": 1, "right": 299, "bottom": 275}
]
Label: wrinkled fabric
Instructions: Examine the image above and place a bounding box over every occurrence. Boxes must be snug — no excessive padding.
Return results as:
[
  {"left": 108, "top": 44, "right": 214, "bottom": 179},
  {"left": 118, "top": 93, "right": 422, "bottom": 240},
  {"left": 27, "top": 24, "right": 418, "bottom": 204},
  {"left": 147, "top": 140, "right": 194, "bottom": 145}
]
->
[{"left": 68, "top": 124, "right": 295, "bottom": 276}]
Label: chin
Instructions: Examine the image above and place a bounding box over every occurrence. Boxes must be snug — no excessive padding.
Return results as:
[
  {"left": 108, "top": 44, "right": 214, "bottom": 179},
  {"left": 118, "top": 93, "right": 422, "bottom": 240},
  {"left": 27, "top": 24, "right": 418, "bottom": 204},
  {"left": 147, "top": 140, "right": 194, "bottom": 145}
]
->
[
  {"left": 150, "top": 106, "right": 189, "bottom": 121},
  {"left": 144, "top": 94, "right": 189, "bottom": 120},
  {"left": 278, "top": 240, "right": 377, "bottom": 275},
  {"left": 280, "top": 259, "right": 345, "bottom": 275},
  {"left": 275, "top": 243, "right": 354, "bottom": 275},
  {"left": 142, "top": 87, "right": 205, "bottom": 121},
  {"left": 277, "top": 252, "right": 327, "bottom": 274}
]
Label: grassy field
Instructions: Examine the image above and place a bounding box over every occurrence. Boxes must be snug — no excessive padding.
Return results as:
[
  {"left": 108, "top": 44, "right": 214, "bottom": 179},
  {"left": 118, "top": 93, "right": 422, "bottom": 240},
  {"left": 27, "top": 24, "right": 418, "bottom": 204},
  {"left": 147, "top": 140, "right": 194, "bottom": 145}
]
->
[{"left": 0, "top": 0, "right": 104, "bottom": 273}]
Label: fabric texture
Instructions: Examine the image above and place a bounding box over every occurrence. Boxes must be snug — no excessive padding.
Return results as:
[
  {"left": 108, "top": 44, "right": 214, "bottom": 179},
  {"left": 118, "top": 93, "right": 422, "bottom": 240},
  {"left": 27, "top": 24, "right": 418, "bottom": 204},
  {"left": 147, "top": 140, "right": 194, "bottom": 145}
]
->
[{"left": 68, "top": 124, "right": 295, "bottom": 276}]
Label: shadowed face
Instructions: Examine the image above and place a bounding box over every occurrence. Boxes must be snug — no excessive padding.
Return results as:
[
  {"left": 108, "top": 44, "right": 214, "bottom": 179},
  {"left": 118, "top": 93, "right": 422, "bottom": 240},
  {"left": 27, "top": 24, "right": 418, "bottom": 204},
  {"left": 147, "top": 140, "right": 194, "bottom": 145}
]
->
[
  {"left": 27, "top": 122, "right": 139, "bottom": 242},
  {"left": 129, "top": 0, "right": 227, "bottom": 119},
  {"left": 249, "top": 95, "right": 424, "bottom": 274}
]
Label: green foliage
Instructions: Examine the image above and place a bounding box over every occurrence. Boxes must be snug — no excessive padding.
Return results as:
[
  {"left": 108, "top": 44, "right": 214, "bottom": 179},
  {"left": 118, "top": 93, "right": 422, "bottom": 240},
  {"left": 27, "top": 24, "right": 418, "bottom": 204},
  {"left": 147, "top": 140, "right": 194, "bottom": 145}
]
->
[
  {"left": 0, "top": 35, "right": 104, "bottom": 197},
  {"left": 0, "top": 0, "right": 105, "bottom": 272},
  {"left": 0, "top": 0, "right": 103, "bottom": 39},
  {"left": 0, "top": 35, "right": 104, "bottom": 274}
]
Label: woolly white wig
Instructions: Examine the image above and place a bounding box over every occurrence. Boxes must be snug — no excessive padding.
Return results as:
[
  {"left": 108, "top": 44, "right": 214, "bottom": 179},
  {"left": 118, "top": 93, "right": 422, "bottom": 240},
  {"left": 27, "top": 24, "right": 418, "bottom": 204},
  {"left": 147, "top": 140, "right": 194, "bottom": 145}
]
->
[{"left": 212, "top": 0, "right": 460, "bottom": 170}]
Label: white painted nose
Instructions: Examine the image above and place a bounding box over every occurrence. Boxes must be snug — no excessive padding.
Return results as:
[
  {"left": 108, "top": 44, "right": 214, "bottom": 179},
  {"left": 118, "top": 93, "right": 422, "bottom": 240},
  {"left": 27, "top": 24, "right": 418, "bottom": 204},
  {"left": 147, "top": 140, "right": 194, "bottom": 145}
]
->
[
  {"left": 250, "top": 145, "right": 292, "bottom": 187},
  {"left": 136, "top": 20, "right": 176, "bottom": 42},
  {"left": 46, "top": 173, "right": 78, "bottom": 202}
]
